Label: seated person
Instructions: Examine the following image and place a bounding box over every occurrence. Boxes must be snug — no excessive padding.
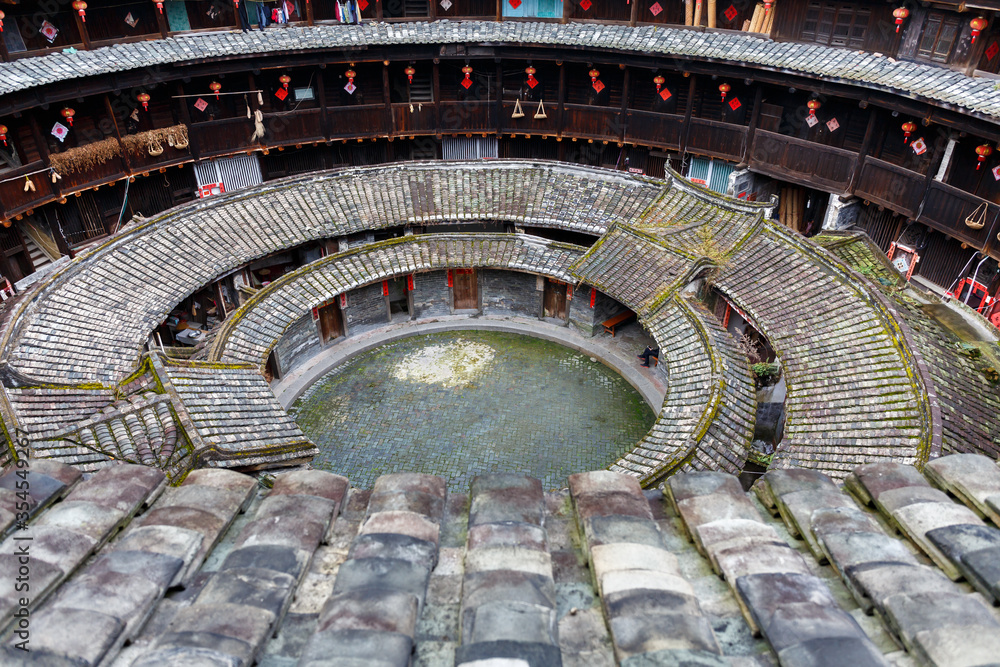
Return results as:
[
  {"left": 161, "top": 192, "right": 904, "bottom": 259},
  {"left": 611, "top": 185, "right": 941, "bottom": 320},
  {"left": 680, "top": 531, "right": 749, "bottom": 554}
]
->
[{"left": 637, "top": 346, "right": 659, "bottom": 368}]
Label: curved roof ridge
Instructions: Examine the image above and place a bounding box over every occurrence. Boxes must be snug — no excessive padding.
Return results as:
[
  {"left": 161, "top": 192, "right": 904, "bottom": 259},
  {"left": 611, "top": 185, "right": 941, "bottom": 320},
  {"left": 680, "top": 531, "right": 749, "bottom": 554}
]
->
[{"left": 1, "top": 21, "right": 998, "bottom": 120}]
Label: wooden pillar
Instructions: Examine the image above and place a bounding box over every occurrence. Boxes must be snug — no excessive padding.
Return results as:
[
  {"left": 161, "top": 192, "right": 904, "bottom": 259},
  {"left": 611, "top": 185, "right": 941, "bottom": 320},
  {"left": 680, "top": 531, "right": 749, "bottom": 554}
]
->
[
  {"left": 0, "top": 33, "right": 9, "bottom": 62},
  {"left": 317, "top": 66, "right": 330, "bottom": 140},
  {"left": 382, "top": 62, "right": 393, "bottom": 138},
  {"left": 0, "top": 249, "right": 18, "bottom": 286},
  {"left": 629, "top": 0, "right": 639, "bottom": 26},
  {"left": 27, "top": 115, "right": 59, "bottom": 200},
  {"left": 432, "top": 61, "right": 442, "bottom": 138},
  {"left": 618, "top": 68, "right": 630, "bottom": 144},
  {"left": 73, "top": 7, "right": 92, "bottom": 50},
  {"left": 495, "top": 61, "right": 503, "bottom": 138},
  {"left": 556, "top": 63, "right": 566, "bottom": 138},
  {"left": 104, "top": 95, "right": 132, "bottom": 176},
  {"left": 176, "top": 82, "right": 200, "bottom": 160},
  {"left": 155, "top": 4, "right": 170, "bottom": 37},
  {"left": 847, "top": 109, "right": 877, "bottom": 192},
  {"left": 496, "top": 0, "right": 502, "bottom": 22},
  {"left": 377, "top": 0, "right": 384, "bottom": 20},
  {"left": 916, "top": 130, "right": 952, "bottom": 219},
  {"left": 741, "top": 85, "right": 763, "bottom": 164},
  {"left": 429, "top": 0, "right": 437, "bottom": 20},
  {"left": 306, "top": 0, "right": 315, "bottom": 25},
  {"left": 679, "top": 75, "right": 697, "bottom": 154}
]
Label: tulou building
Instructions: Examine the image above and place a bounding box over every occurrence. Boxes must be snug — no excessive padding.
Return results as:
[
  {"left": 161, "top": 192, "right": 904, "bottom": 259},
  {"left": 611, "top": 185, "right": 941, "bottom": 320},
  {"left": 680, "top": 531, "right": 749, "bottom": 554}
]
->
[{"left": 1, "top": 0, "right": 1000, "bottom": 665}]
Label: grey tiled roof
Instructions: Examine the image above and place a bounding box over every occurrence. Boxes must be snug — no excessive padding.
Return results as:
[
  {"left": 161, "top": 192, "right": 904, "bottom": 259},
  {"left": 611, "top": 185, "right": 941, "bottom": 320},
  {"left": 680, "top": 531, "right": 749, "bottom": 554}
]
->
[
  {"left": 6, "top": 453, "right": 1000, "bottom": 665},
  {"left": 213, "top": 232, "right": 586, "bottom": 364},
  {"left": 714, "top": 226, "right": 931, "bottom": 477},
  {"left": 2, "top": 21, "right": 999, "bottom": 120},
  {"left": 1, "top": 161, "right": 657, "bottom": 385}
]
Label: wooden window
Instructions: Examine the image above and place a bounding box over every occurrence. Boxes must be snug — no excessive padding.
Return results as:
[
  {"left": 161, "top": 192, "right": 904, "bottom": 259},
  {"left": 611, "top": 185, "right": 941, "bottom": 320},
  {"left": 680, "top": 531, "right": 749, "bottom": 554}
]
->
[
  {"left": 802, "top": 2, "right": 870, "bottom": 49},
  {"left": 916, "top": 13, "right": 962, "bottom": 64}
]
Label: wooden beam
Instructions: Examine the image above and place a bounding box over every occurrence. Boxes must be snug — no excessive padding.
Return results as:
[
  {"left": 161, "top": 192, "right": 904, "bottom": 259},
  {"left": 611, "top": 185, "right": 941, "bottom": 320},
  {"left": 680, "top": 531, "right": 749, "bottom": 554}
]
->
[
  {"left": 618, "top": 68, "right": 630, "bottom": 144},
  {"left": 317, "top": 67, "right": 330, "bottom": 141},
  {"left": 383, "top": 62, "right": 393, "bottom": 138},
  {"left": 741, "top": 84, "right": 763, "bottom": 165},
  {"left": 680, "top": 75, "right": 697, "bottom": 154},
  {"left": 495, "top": 61, "right": 503, "bottom": 138},
  {"left": 73, "top": 7, "right": 92, "bottom": 50},
  {"left": 175, "top": 82, "right": 200, "bottom": 160},
  {"left": 306, "top": 0, "right": 315, "bottom": 26},
  {"left": 847, "top": 108, "right": 877, "bottom": 192},
  {"left": 629, "top": 0, "right": 639, "bottom": 27},
  {"left": 155, "top": 4, "right": 170, "bottom": 38},
  {"left": 104, "top": 94, "right": 132, "bottom": 177},
  {"left": 433, "top": 62, "right": 442, "bottom": 137},
  {"left": 557, "top": 63, "right": 566, "bottom": 138}
]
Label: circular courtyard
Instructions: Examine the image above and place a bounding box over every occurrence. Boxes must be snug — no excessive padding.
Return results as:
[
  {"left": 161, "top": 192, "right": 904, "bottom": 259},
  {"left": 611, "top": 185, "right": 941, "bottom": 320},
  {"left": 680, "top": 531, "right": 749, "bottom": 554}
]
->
[{"left": 288, "top": 330, "right": 657, "bottom": 490}]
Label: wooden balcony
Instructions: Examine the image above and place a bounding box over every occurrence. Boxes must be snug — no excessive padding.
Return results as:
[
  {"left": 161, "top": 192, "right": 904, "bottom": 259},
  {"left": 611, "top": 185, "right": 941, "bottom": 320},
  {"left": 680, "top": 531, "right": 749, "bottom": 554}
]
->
[
  {"left": 686, "top": 118, "right": 746, "bottom": 161},
  {"left": 392, "top": 103, "right": 438, "bottom": 136},
  {"left": 439, "top": 101, "right": 496, "bottom": 133},
  {"left": 265, "top": 109, "right": 324, "bottom": 146},
  {"left": 854, "top": 157, "right": 925, "bottom": 218},
  {"left": 328, "top": 105, "right": 391, "bottom": 139},
  {"left": 562, "top": 104, "right": 622, "bottom": 141},
  {"left": 749, "top": 130, "right": 856, "bottom": 193},
  {"left": 0, "top": 162, "right": 55, "bottom": 217},
  {"left": 918, "top": 180, "right": 1000, "bottom": 251},
  {"left": 500, "top": 101, "right": 558, "bottom": 136},
  {"left": 624, "top": 111, "right": 684, "bottom": 151},
  {"left": 190, "top": 118, "right": 258, "bottom": 157}
]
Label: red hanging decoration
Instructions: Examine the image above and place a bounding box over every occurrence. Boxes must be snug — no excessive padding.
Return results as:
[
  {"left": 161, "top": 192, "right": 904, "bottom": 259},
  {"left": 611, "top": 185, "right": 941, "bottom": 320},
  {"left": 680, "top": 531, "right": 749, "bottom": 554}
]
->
[
  {"left": 279, "top": 74, "right": 291, "bottom": 90},
  {"left": 233, "top": 0, "right": 239, "bottom": 7},
  {"left": 763, "top": 1, "right": 771, "bottom": 14},
  {"left": 589, "top": 68, "right": 600, "bottom": 84},
  {"left": 892, "top": 7, "right": 909, "bottom": 34},
  {"left": 525, "top": 66, "right": 537, "bottom": 89},
  {"left": 718, "top": 83, "right": 731, "bottom": 102},
  {"left": 900, "top": 121, "right": 916, "bottom": 144},
  {"left": 345, "top": 68, "right": 356, "bottom": 85},
  {"left": 137, "top": 93, "right": 151, "bottom": 111},
  {"left": 0, "top": 125, "right": 7, "bottom": 147},
  {"left": 461, "top": 65, "right": 473, "bottom": 89},
  {"left": 61, "top": 107, "right": 76, "bottom": 127},
  {"left": 152, "top": 0, "right": 163, "bottom": 14},
  {"left": 976, "top": 144, "right": 992, "bottom": 170},
  {"left": 209, "top": 81, "right": 222, "bottom": 100},
  {"left": 653, "top": 75, "right": 665, "bottom": 92},
  {"left": 590, "top": 287, "right": 596, "bottom": 308},
  {"left": 72, "top": 0, "right": 88, "bottom": 22},
  {"left": 0, "top": 10, "right": 6, "bottom": 32},
  {"left": 405, "top": 66, "right": 416, "bottom": 84},
  {"left": 807, "top": 99, "right": 821, "bottom": 118},
  {"left": 971, "top": 17, "right": 988, "bottom": 44}
]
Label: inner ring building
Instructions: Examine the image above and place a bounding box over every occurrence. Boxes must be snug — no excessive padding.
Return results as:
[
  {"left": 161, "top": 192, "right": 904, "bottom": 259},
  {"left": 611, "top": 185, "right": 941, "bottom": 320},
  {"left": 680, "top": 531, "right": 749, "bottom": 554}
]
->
[{"left": 2, "top": 2, "right": 1000, "bottom": 665}]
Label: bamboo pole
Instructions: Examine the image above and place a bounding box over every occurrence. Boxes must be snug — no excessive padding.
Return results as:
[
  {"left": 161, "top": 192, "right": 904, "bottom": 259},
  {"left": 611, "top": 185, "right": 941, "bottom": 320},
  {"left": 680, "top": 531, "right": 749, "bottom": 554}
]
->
[
  {"left": 708, "top": 0, "right": 716, "bottom": 28},
  {"left": 685, "top": 0, "right": 693, "bottom": 25},
  {"left": 748, "top": 3, "right": 764, "bottom": 33},
  {"left": 694, "top": 0, "right": 703, "bottom": 27}
]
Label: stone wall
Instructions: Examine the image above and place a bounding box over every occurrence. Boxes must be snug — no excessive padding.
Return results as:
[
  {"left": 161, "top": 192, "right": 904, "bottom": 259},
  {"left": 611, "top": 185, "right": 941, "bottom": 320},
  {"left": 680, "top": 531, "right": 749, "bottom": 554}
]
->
[
  {"left": 274, "top": 313, "right": 322, "bottom": 375},
  {"left": 481, "top": 270, "right": 540, "bottom": 318},
  {"left": 411, "top": 270, "right": 452, "bottom": 319},
  {"left": 344, "top": 282, "right": 388, "bottom": 335},
  {"left": 569, "top": 287, "right": 624, "bottom": 336}
]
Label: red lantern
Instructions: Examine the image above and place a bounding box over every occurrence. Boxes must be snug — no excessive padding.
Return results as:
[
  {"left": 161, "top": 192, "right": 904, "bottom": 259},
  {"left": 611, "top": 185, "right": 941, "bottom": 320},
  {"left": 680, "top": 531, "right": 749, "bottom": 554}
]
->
[
  {"left": 209, "top": 81, "right": 222, "bottom": 100},
  {"left": 233, "top": 0, "right": 240, "bottom": 7},
  {"left": 976, "top": 144, "right": 992, "bottom": 170},
  {"left": 589, "top": 68, "right": 600, "bottom": 83},
  {"left": 0, "top": 125, "right": 7, "bottom": 147},
  {"left": 901, "top": 121, "right": 916, "bottom": 144},
  {"left": 807, "top": 99, "right": 821, "bottom": 118},
  {"left": 893, "top": 7, "right": 909, "bottom": 34},
  {"left": 72, "top": 0, "right": 88, "bottom": 22},
  {"left": 61, "top": 107, "right": 75, "bottom": 127},
  {"left": 153, "top": 0, "right": 163, "bottom": 13},
  {"left": 462, "top": 65, "right": 473, "bottom": 81},
  {"left": 763, "top": 1, "right": 771, "bottom": 14},
  {"left": 279, "top": 75, "right": 291, "bottom": 90},
  {"left": 137, "top": 93, "right": 150, "bottom": 111},
  {"left": 0, "top": 10, "right": 5, "bottom": 32},
  {"left": 653, "top": 75, "right": 665, "bottom": 92},
  {"left": 525, "top": 66, "right": 537, "bottom": 87},
  {"left": 718, "top": 83, "right": 731, "bottom": 102},
  {"left": 404, "top": 66, "right": 415, "bottom": 84},
  {"left": 971, "top": 17, "right": 988, "bottom": 44},
  {"left": 345, "top": 69, "right": 356, "bottom": 85}
]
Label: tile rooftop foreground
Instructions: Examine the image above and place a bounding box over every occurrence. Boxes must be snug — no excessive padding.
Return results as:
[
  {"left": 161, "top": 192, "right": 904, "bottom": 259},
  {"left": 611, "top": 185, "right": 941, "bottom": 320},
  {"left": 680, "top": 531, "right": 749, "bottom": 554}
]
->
[{"left": 3, "top": 453, "right": 1000, "bottom": 666}]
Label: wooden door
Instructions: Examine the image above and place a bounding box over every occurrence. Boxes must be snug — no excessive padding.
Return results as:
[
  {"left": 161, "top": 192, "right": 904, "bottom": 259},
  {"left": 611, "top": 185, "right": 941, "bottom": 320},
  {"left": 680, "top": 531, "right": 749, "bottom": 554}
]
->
[
  {"left": 453, "top": 269, "right": 478, "bottom": 310},
  {"left": 318, "top": 301, "right": 343, "bottom": 344},
  {"left": 543, "top": 279, "right": 568, "bottom": 319}
]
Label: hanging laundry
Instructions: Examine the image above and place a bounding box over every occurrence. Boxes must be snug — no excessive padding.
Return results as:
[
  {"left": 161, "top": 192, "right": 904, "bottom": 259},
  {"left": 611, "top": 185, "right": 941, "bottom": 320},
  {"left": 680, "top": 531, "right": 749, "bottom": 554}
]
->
[
  {"left": 283, "top": 0, "right": 296, "bottom": 20},
  {"left": 256, "top": 3, "right": 270, "bottom": 30}
]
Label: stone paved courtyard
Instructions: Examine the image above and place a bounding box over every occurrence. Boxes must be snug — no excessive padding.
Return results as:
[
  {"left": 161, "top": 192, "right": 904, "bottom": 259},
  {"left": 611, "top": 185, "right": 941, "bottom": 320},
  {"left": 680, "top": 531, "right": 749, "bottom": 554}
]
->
[{"left": 289, "top": 331, "right": 656, "bottom": 490}]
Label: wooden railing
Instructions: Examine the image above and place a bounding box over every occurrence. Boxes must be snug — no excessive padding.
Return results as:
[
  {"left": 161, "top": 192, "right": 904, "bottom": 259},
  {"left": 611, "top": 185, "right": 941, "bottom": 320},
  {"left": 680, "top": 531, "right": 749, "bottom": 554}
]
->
[
  {"left": 855, "top": 157, "right": 925, "bottom": 218},
  {"left": 392, "top": 103, "right": 438, "bottom": 136},
  {"left": 0, "top": 162, "right": 55, "bottom": 218},
  {"left": 624, "top": 111, "right": 684, "bottom": 150},
  {"left": 500, "top": 101, "right": 558, "bottom": 136},
  {"left": 265, "top": 108, "right": 324, "bottom": 145},
  {"left": 749, "top": 130, "right": 856, "bottom": 192},
  {"left": 918, "top": 180, "right": 1000, "bottom": 251},
  {"left": 439, "top": 101, "right": 495, "bottom": 132},
  {"left": 562, "top": 104, "right": 622, "bottom": 141},
  {"left": 190, "top": 117, "right": 258, "bottom": 157},
  {"left": 686, "top": 117, "right": 746, "bottom": 161}
]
